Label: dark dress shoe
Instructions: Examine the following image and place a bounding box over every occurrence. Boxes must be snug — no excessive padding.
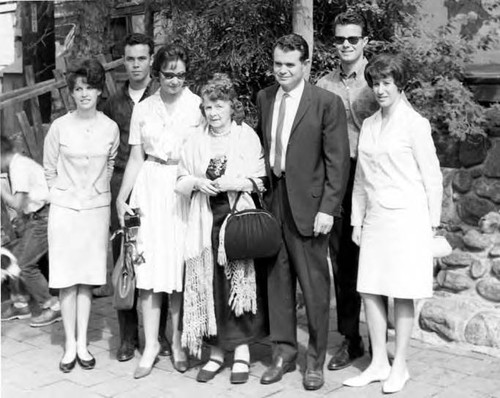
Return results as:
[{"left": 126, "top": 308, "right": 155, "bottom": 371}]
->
[
  {"left": 196, "top": 358, "right": 224, "bottom": 382},
  {"left": 158, "top": 335, "right": 172, "bottom": 357},
  {"left": 303, "top": 369, "right": 324, "bottom": 391},
  {"left": 117, "top": 343, "right": 136, "bottom": 362},
  {"left": 230, "top": 359, "right": 249, "bottom": 384},
  {"left": 327, "top": 338, "right": 364, "bottom": 371},
  {"left": 260, "top": 356, "right": 296, "bottom": 385},
  {"left": 59, "top": 356, "right": 77, "bottom": 373},
  {"left": 171, "top": 349, "right": 189, "bottom": 373},
  {"left": 77, "top": 352, "right": 96, "bottom": 370}
]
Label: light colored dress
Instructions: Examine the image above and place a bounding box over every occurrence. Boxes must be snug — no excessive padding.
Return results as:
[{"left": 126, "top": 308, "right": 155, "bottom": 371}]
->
[
  {"left": 129, "top": 88, "right": 202, "bottom": 293},
  {"left": 351, "top": 98, "right": 443, "bottom": 299},
  {"left": 44, "top": 111, "right": 119, "bottom": 288}
]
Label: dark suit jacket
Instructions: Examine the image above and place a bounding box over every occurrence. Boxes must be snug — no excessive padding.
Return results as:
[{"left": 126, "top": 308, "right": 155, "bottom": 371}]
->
[{"left": 256, "top": 81, "right": 350, "bottom": 237}]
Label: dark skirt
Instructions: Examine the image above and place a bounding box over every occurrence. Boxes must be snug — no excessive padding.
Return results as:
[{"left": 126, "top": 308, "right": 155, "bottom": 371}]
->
[{"left": 205, "top": 192, "right": 269, "bottom": 351}]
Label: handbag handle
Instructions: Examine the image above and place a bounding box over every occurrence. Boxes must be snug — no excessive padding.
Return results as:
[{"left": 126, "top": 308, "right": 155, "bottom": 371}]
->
[{"left": 229, "top": 178, "right": 267, "bottom": 214}]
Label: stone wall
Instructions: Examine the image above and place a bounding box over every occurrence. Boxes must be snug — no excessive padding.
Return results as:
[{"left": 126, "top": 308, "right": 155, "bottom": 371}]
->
[{"left": 416, "top": 107, "right": 500, "bottom": 351}]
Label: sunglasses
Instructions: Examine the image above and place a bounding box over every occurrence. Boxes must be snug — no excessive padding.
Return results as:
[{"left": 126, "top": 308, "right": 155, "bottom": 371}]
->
[
  {"left": 334, "top": 36, "right": 364, "bottom": 45},
  {"left": 159, "top": 71, "right": 187, "bottom": 80}
]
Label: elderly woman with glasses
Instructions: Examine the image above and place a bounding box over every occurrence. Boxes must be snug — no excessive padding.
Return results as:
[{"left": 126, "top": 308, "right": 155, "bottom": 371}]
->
[
  {"left": 116, "top": 44, "right": 203, "bottom": 379},
  {"left": 177, "top": 74, "right": 269, "bottom": 385}
]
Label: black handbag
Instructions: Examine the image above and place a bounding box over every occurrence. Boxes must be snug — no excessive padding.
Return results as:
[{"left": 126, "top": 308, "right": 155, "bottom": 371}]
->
[
  {"left": 222, "top": 179, "right": 281, "bottom": 261},
  {"left": 111, "top": 226, "right": 142, "bottom": 310}
]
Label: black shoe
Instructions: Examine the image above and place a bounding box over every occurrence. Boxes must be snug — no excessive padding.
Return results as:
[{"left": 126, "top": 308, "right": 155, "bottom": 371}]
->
[
  {"left": 59, "top": 356, "right": 77, "bottom": 373},
  {"left": 77, "top": 352, "right": 96, "bottom": 370},
  {"left": 230, "top": 359, "right": 250, "bottom": 384},
  {"left": 158, "top": 335, "right": 172, "bottom": 357},
  {"left": 327, "top": 338, "right": 364, "bottom": 371},
  {"left": 196, "top": 358, "right": 224, "bottom": 382},
  {"left": 260, "top": 356, "right": 296, "bottom": 385},
  {"left": 117, "top": 342, "right": 136, "bottom": 362},
  {"left": 303, "top": 368, "right": 324, "bottom": 391}
]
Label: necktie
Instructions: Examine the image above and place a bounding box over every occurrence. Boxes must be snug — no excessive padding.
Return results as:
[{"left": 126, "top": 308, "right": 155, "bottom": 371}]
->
[{"left": 273, "top": 93, "right": 289, "bottom": 177}]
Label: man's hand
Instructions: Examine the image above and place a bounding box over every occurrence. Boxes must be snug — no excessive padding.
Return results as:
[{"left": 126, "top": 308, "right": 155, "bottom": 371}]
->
[
  {"left": 352, "top": 226, "right": 362, "bottom": 246},
  {"left": 313, "top": 212, "right": 334, "bottom": 237},
  {"left": 195, "top": 178, "right": 220, "bottom": 196}
]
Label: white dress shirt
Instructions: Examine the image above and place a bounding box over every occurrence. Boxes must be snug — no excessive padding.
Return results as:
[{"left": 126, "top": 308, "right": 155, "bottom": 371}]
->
[{"left": 270, "top": 79, "right": 305, "bottom": 172}]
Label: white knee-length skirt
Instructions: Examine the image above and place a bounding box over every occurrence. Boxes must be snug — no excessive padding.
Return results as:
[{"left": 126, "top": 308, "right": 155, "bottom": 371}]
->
[
  {"left": 48, "top": 204, "right": 109, "bottom": 288},
  {"left": 357, "top": 201, "right": 434, "bottom": 299}
]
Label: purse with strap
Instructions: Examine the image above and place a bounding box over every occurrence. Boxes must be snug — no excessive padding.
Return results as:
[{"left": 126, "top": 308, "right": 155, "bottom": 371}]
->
[
  {"left": 219, "top": 178, "right": 281, "bottom": 262},
  {"left": 111, "top": 227, "right": 141, "bottom": 310}
]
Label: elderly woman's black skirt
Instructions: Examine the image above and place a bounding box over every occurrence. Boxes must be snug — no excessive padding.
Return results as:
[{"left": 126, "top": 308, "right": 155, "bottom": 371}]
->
[{"left": 205, "top": 192, "right": 269, "bottom": 351}]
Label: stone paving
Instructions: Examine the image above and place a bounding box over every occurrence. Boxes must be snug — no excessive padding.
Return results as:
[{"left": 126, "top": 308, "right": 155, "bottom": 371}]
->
[{"left": 2, "top": 295, "right": 500, "bottom": 398}]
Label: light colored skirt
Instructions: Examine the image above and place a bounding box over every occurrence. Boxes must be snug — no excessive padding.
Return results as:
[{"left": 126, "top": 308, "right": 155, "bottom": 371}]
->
[
  {"left": 130, "top": 160, "right": 188, "bottom": 293},
  {"left": 48, "top": 204, "right": 109, "bottom": 289},
  {"left": 357, "top": 200, "right": 433, "bottom": 299}
]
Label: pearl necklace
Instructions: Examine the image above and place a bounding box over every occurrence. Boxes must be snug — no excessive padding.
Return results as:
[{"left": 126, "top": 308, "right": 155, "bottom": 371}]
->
[{"left": 209, "top": 126, "right": 231, "bottom": 138}]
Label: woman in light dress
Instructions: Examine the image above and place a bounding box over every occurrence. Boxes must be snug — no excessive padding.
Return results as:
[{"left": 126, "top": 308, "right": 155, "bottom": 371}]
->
[
  {"left": 44, "top": 59, "right": 119, "bottom": 373},
  {"left": 177, "top": 74, "right": 268, "bottom": 384},
  {"left": 116, "top": 44, "right": 203, "bottom": 378},
  {"left": 343, "top": 54, "right": 442, "bottom": 394}
]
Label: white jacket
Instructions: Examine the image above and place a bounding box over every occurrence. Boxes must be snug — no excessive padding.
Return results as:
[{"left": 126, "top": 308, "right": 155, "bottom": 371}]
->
[{"left": 351, "top": 98, "right": 443, "bottom": 227}]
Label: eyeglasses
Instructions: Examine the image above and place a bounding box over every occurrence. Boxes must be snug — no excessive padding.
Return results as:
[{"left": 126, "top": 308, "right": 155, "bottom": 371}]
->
[
  {"left": 334, "top": 36, "right": 364, "bottom": 45},
  {"left": 159, "top": 71, "right": 187, "bottom": 80}
]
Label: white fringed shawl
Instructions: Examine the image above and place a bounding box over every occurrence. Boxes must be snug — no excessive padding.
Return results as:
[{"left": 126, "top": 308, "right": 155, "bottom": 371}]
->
[{"left": 176, "top": 121, "right": 266, "bottom": 357}]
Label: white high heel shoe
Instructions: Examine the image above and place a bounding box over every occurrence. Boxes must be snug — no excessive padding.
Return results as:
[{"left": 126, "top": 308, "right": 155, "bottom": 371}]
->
[
  {"left": 382, "top": 370, "right": 410, "bottom": 394},
  {"left": 343, "top": 367, "right": 391, "bottom": 387}
]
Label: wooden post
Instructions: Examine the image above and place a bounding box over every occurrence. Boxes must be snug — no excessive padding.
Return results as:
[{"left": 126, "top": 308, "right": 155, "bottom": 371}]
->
[
  {"left": 292, "top": 0, "right": 314, "bottom": 80},
  {"left": 52, "top": 69, "right": 74, "bottom": 111},
  {"left": 98, "top": 54, "right": 117, "bottom": 98},
  {"left": 24, "top": 65, "right": 44, "bottom": 145},
  {"left": 16, "top": 111, "right": 42, "bottom": 164}
]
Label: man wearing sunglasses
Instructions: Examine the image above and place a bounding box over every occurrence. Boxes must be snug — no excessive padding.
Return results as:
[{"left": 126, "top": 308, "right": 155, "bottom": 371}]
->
[
  {"left": 316, "top": 11, "right": 379, "bottom": 372},
  {"left": 101, "top": 33, "right": 171, "bottom": 363}
]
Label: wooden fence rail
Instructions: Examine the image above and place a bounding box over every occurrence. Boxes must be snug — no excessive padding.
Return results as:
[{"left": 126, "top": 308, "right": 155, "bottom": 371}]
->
[{"left": 0, "top": 58, "right": 124, "bottom": 164}]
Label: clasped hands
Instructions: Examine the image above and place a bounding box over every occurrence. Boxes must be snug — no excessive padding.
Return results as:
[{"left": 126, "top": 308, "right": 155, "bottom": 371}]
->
[{"left": 195, "top": 176, "right": 264, "bottom": 196}]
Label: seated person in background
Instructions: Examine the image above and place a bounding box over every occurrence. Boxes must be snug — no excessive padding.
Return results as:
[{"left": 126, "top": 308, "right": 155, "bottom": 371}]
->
[{"left": 1, "top": 135, "right": 61, "bottom": 327}]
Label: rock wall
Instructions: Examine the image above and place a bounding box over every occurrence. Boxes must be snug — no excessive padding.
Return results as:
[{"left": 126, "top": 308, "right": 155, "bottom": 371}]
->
[{"left": 417, "top": 108, "right": 500, "bottom": 350}]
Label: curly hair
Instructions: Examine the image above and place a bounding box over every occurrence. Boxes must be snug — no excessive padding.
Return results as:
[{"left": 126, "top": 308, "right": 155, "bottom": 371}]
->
[
  {"left": 200, "top": 73, "right": 245, "bottom": 125},
  {"left": 66, "top": 58, "right": 105, "bottom": 92},
  {"left": 365, "top": 53, "right": 408, "bottom": 91}
]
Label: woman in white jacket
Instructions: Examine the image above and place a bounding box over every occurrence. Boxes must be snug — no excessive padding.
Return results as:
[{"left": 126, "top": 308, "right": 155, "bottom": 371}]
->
[{"left": 343, "top": 54, "right": 442, "bottom": 394}]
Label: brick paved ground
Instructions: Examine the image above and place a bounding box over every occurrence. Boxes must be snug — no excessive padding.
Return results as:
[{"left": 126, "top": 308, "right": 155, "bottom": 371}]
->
[{"left": 2, "top": 295, "right": 500, "bottom": 398}]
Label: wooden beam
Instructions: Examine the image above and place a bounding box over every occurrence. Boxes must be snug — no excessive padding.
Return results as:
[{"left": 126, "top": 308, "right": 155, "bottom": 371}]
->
[
  {"left": 98, "top": 54, "right": 117, "bottom": 97},
  {"left": 16, "top": 111, "right": 42, "bottom": 164},
  {"left": 52, "top": 69, "right": 73, "bottom": 111},
  {"left": 0, "top": 58, "right": 123, "bottom": 110},
  {"left": 24, "top": 65, "right": 45, "bottom": 146}
]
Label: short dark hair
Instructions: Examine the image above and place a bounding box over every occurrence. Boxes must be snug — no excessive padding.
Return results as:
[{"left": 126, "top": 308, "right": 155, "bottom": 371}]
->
[
  {"left": 66, "top": 58, "right": 105, "bottom": 92},
  {"left": 365, "top": 53, "right": 408, "bottom": 91},
  {"left": 124, "top": 33, "right": 154, "bottom": 55},
  {"left": 0, "top": 135, "right": 14, "bottom": 156},
  {"left": 274, "top": 34, "right": 309, "bottom": 62},
  {"left": 333, "top": 11, "right": 368, "bottom": 37},
  {"left": 200, "top": 73, "right": 245, "bottom": 125},
  {"left": 152, "top": 44, "right": 190, "bottom": 77}
]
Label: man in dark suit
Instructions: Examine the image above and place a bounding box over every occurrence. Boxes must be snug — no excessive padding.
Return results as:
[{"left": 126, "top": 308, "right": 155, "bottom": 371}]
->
[{"left": 256, "top": 34, "right": 349, "bottom": 391}]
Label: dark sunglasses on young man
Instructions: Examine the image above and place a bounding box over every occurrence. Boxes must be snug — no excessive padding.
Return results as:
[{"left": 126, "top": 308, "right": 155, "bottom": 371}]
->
[
  {"left": 159, "top": 71, "right": 187, "bottom": 80},
  {"left": 334, "top": 36, "right": 364, "bottom": 45}
]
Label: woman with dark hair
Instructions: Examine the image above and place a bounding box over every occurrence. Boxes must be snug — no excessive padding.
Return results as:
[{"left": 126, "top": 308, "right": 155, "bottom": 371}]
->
[
  {"left": 116, "top": 44, "right": 203, "bottom": 378},
  {"left": 177, "top": 74, "right": 268, "bottom": 385},
  {"left": 343, "top": 54, "right": 442, "bottom": 393},
  {"left": 44, "top": 58, "right": 119, "bottom": 373}
]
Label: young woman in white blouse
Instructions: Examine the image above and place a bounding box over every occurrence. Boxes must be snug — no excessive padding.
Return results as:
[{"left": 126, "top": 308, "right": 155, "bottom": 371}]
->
[{"left": 344, "top": 54, "right": 443, "bottom": 394}]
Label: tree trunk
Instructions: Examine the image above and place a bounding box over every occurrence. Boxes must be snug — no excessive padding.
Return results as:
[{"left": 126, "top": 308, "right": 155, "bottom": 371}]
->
[{"left": 292, "top": 0, "right": 313, "bottom": 80}]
